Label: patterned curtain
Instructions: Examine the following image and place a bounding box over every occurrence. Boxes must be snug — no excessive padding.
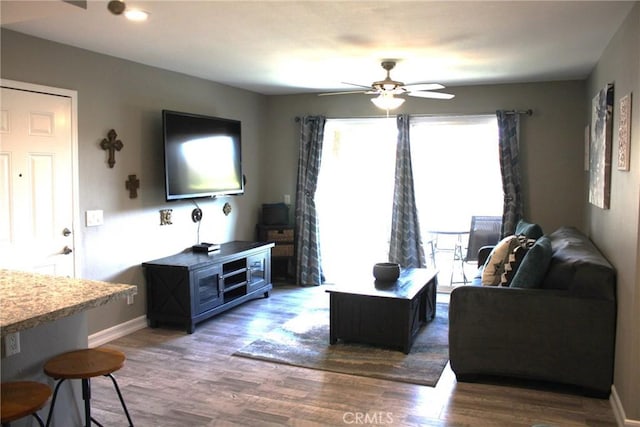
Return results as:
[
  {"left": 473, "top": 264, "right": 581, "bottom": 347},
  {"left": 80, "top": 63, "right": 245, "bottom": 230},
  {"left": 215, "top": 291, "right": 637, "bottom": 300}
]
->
[
  {"left": 389, "top": 114, "right": 426, "bottom": 268},
  {"left": 496, "top": 111, "right": 523, "bottom": 237},
  {"left": 294, "top": 116, "right": 326, "bottom": 285}
]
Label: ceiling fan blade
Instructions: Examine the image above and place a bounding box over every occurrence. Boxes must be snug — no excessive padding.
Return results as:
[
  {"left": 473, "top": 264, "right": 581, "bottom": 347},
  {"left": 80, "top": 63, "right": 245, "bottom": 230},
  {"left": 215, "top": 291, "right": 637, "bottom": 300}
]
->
[
  {"left": 63, "top": 0, "right": 88, "bottom": 8},
  {"left": 341, "top": 82, "right": 374, "bottom": 89},
  {"left": 317, "top": 90, "right": 370, "bottom": 96},
  {"left": 402, "top": 83, "right": 445, "bottom": 92},
  {"left": 408, "top": 91, "right": 455, "bottom": 100}
]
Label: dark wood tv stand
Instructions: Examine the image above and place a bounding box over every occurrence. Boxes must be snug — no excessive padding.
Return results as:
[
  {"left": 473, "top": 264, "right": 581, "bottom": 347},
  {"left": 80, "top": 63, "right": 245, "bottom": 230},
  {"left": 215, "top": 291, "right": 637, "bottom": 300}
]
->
[{"left": 142, "top": 241, "right": 274, "bottom": 333}]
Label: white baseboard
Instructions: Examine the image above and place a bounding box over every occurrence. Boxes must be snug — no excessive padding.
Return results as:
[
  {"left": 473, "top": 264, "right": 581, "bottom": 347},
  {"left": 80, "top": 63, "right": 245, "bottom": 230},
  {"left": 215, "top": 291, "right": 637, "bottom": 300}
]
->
[
  {"left": 88, "top": 315, "right": 147, "bottom": 348},
  {"left": 611, "top": 385, "right": 640, "bottom": 427}
]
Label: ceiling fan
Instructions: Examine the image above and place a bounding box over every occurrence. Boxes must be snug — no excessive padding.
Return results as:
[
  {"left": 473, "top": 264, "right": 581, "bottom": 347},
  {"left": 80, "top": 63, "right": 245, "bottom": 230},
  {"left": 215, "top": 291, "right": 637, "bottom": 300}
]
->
[
  {"left": 62, "top": 1, "right": 87, "bottom": 9},
  {"left": 106, "top": 0, "right": 149, "bottom": 21},
  {"left": 319, "top": 61, "right": 455, "bottom": 110}
]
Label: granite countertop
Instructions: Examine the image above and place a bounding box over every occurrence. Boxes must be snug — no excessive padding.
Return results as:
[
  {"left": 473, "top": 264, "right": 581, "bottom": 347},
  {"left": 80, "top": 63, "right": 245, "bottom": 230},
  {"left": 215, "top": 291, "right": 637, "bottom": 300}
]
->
[{"left": 0, "top": 269, "right": 137, "bottom": 336}]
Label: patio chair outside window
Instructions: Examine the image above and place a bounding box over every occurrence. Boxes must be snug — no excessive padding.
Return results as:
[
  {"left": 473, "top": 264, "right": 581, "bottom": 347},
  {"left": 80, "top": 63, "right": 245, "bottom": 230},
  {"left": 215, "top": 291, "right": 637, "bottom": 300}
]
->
[{"left": 456, "top": 215, "right": 502, "bottom": 283}]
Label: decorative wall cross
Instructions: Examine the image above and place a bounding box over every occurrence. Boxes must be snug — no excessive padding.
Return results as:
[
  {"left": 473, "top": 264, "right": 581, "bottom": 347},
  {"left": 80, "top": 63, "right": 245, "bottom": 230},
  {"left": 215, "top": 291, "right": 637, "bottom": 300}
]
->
[
  {"left": 100, "top": 129, "right": 123, "bottom": 168},
  {"left": 125, "top": 174, "right": 140, "bottom": 199}
]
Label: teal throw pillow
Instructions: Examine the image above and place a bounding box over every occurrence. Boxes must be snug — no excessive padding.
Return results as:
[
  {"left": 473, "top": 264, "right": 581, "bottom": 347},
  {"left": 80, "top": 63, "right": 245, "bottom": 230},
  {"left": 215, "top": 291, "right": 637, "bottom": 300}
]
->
[
  {"left": 515, "top": 220, "right": 544, "bottom": 240},
  {"left": 510, "top": 236, "right": 552, "bottom": 289}
]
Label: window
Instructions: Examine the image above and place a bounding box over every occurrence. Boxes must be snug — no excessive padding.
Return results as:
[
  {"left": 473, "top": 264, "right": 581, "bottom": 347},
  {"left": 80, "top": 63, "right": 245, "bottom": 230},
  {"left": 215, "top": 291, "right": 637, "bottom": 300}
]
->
[
  {"left": 315, "top": 115, "right": 502, "bottom": 283},
  {"left": 410, "top": 115, "right": 501, "bottom": 233},
  {"left": 410, "top": 115, "right": 501, "bottom": 286},
  {"left": 316, "top": 118, "right": 396, "bottom": 281}
]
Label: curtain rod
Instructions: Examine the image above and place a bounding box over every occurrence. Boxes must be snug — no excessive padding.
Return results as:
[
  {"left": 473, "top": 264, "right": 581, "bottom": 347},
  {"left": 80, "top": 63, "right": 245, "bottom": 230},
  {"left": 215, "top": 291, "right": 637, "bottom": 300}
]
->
[
  {"left": 295, "top": 116, "right": 326, "bottom": 122},
  {"left": 295, "top": 115, "right": 393, "bottom": 122},
  {"left": 503, "top": 109, "right": 533, "bottom": 116},
  {"left": 295, "top": 109, "right": 533, "bottom": 122}
]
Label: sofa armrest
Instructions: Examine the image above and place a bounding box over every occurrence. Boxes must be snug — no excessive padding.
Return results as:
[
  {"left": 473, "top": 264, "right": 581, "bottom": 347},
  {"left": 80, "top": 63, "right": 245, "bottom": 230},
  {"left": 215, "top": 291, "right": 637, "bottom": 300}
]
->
[{"left": 448, "top": 285, "right": 616, "bottom": 396}]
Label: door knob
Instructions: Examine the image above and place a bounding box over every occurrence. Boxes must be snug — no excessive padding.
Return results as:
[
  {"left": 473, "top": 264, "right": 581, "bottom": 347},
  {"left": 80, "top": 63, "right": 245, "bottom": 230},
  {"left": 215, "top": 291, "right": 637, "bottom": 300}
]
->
[
  {"left": 62, "top": 227, "right": 72, "bottom": 237},
  {"left": 62, "top": 246, "right": 73, "bottom": 255}
]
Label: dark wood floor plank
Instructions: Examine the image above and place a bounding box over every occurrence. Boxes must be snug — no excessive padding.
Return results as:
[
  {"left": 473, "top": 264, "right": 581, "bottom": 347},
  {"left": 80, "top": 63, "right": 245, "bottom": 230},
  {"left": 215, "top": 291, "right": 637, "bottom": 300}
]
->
[{"left": 91, "top": 284, "right": 616, "bottom": 426}]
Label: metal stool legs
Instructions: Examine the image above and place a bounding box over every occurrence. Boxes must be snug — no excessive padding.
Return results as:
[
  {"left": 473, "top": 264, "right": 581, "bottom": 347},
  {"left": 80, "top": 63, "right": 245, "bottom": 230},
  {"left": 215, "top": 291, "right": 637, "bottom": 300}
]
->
[
  {"left": 106, "top": 373, "right": 134, "bottom": 427},
  {"left": 46, "top": 374, "right": 133, "bottom": 427}
]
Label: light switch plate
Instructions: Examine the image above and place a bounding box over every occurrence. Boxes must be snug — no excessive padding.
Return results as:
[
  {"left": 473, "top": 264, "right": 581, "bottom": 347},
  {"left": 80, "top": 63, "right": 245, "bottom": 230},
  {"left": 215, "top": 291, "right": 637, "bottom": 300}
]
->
[{"left": 86, "top": 210, "right": 104, "bottom": 227}]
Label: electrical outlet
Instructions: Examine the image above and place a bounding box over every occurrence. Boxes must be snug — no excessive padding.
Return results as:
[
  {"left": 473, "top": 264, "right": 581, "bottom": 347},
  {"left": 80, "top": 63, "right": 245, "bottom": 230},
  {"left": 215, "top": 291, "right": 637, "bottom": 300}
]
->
[
  {"left": 4, "top": 332, "right": 20, "bottom": 356},
  {"left": 284, "top": 194, "right": 291, "bottom": 204},
  {"left": 86, "top": 210, "right": 104, "bottom": 227},
  {"left": 126, "top": 294, "right": 134, "bottom": 305}
]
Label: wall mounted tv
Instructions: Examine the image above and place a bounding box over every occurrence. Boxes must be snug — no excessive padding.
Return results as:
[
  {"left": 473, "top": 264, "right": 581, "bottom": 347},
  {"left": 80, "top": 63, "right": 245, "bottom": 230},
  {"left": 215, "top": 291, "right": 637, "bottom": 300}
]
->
[{"left": 163, "top": 110, "right": 244, "bottom": 201}]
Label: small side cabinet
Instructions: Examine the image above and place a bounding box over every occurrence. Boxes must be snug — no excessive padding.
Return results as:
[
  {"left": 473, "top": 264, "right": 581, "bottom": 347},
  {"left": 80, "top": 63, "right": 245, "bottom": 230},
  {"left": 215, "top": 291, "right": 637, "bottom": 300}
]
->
[{"left": 257, "top": 224, "right": 294, "bottom": 280}]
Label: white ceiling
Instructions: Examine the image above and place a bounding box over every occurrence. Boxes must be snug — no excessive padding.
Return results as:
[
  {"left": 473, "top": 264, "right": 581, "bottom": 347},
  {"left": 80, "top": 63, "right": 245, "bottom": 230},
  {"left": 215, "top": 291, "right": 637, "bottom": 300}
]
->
[{"left": 1, "top": 1, "right": 635, "bottom": 95}]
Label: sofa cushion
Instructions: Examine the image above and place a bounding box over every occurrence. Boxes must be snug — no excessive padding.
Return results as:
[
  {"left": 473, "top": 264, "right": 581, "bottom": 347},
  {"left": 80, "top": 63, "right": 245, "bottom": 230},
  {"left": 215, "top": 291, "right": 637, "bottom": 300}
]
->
[
  {"left": 515, "top": 219, "right": 544, "bottom": 240},
  {"left": 481, "top": 235, "right": 525, "bottom": 286},
  {"left": 542, "top": 227, "right": 616, "bottom": 300},
  {"left": 510, "top": 236, "right": 552, "bottom": 288}
]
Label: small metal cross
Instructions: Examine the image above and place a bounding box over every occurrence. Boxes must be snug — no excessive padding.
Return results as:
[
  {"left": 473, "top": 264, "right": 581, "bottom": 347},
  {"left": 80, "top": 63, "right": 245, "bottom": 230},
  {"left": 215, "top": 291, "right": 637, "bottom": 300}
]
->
[
  {"left": 125, "top": 174, "right": 140, "bottom": 199},
  {"left": 100, "top": 129, "right": 123, "bottom": 168}
]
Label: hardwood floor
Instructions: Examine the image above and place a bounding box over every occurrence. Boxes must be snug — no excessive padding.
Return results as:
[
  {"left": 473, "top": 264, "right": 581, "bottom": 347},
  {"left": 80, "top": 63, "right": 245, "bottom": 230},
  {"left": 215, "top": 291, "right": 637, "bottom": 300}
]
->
[{"left": 91, "top": 285, "right": 616, "bottom": 426}]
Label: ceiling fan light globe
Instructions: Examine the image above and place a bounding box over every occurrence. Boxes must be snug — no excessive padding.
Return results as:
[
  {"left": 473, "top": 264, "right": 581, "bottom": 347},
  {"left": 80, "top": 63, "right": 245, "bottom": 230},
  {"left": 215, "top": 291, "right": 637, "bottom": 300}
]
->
[
  {"left": 124, "top": 8, "right": 150, "bottom": 21},
  {"left": 371, "top": 94, "right": 405, "bottom": 110}
]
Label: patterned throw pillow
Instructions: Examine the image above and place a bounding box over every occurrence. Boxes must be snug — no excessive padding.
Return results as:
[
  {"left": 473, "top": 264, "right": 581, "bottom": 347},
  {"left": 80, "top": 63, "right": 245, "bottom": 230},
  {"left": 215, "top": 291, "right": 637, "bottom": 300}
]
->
[
  {"left": 501, "top": 238, "right": 536, "bottom": 285},
  {"left": 482, "top": 235, "right": 535, "bottom": 286}
]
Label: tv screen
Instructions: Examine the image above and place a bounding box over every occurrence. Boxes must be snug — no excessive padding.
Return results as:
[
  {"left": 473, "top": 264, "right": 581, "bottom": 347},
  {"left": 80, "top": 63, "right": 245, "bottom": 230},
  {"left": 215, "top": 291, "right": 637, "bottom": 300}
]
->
[{"left": 163, "top": 110, "right": 244, "bottom": 201}]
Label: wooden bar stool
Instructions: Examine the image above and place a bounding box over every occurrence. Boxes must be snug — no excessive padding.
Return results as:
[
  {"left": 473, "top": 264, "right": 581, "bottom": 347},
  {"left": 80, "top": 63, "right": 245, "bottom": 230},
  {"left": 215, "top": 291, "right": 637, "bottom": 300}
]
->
[
  {"left": 1, "top": 381, "right": 52, "bottom": 427},
  {"left": 43, "top": 348, "right": 133, "bottom": 427}
]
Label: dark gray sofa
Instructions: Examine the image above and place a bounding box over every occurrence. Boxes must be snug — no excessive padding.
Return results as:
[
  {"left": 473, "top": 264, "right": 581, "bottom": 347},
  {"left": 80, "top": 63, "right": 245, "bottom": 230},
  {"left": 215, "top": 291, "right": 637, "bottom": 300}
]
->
[{"left": 448, "top": 226, "right": 616, "bottom": 397}]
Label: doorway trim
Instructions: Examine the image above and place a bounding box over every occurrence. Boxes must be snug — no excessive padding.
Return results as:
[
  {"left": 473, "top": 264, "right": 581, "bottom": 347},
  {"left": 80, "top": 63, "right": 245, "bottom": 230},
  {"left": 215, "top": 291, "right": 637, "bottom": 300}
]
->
[{"left": 1, "top": 78, "right": 80, "bottom": 277}]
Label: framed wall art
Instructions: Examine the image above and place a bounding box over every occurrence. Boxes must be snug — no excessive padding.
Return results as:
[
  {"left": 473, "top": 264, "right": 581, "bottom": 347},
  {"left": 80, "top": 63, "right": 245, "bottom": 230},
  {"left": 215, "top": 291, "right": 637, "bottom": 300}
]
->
[
  {"left": 617, "top": 93, "right": 632, "bottom": 171},
  {"left": 584, "top": 124, "right": 590, "bottom": 171},
  {"left": 588, "top": 83, "right": 614, "bottom": 209}
]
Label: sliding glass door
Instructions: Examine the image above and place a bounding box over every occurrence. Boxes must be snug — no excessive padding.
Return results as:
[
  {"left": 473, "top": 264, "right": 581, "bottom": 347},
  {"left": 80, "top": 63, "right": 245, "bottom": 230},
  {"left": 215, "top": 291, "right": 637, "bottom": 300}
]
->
[
  {"left": 410, "top": 115, "right": 501, "bottom": 285},
  {"left": 411, "top": 115, "right": 501, "bottom": 232},
  {"left": 315, "top": 115, "right": 502, "bottom": 284},
  {"left": 316, "top": 118, "right": 396, "bottom": 281}
]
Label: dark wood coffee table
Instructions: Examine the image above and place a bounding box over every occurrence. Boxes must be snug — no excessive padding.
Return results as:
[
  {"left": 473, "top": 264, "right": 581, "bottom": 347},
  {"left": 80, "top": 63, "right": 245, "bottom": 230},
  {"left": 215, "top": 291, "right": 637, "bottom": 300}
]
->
[{"left": 326, "top": 268, "right": 438, "bottom": 354}]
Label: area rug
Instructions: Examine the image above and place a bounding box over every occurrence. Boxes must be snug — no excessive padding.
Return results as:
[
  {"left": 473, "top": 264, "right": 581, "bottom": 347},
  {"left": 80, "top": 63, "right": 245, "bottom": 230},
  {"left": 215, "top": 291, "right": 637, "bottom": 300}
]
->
[{"left": 233, "top": 303, "right": 449, "bottom": 386}]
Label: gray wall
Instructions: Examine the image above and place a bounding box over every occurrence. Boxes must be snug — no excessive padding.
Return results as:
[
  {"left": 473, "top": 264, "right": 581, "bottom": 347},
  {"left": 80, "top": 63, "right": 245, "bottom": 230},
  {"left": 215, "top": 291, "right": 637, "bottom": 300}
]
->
[
  {"left": 263, "top": 80, "right": 588, "bottom": 235},
  {"left": 1, "top": 29, "right": 269, "bottom": 334},
  {"left": 586, "top": 3, "right": 640, "bottom": 420}
]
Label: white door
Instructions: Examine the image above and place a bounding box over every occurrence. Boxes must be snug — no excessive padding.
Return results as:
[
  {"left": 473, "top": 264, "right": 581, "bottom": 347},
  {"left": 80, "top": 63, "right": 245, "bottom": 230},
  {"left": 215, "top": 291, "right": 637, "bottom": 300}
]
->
[{"left": 0, "top": 86, "right": 75, "bottom": 276}]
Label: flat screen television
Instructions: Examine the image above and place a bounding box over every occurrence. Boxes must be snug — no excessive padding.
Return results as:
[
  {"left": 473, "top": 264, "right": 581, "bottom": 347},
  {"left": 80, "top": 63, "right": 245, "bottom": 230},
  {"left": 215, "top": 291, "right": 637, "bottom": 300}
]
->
[{"left": 163, "top": 110, "right": 244, "bottom": 201}]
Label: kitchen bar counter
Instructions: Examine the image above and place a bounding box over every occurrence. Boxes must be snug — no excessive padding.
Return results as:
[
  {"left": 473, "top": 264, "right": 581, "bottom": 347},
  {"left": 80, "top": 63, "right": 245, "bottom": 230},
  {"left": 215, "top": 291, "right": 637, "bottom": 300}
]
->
[{"left": 0, "top": 269, "right": 137, "bottom": 336}]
